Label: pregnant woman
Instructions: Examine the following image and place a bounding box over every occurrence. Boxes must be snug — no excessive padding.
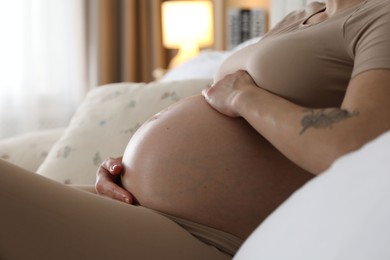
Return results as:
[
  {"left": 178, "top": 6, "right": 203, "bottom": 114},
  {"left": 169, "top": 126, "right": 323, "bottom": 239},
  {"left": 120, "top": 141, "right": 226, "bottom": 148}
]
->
[{"left": 1, "top": 0, "right": 390, "bottom": 259}]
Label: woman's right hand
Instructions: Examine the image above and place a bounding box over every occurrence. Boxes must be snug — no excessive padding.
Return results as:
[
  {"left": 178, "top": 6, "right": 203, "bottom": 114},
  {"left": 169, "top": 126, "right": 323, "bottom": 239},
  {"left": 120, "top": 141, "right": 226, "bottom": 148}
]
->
[{"left": 95, "top": 157, "right": 134, "bottom": 204}]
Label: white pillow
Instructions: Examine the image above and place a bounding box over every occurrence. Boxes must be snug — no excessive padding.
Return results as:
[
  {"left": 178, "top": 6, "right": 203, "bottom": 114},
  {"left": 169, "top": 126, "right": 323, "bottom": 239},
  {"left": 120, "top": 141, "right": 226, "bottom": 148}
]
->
[
  {"left": 37, "top": 79, "right": 212, "bottom": 185},
  {"left": 0, "top": 128, "right": 64, "bottom": 172},
  {"left": 235, "top": 130, "right": 390, "bottom": 260},
  {"left": 160, "top": 50, "right": 231, "bottom": 82},
  {"left": 160, "top": 37, "right": 262, "bottom": 82}
]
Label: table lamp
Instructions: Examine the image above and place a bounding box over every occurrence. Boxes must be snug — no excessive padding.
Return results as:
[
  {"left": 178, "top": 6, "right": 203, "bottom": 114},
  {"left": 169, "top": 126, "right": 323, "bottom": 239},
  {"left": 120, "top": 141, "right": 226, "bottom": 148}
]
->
[{"left": 162, "top": 1, "right": 214, "bottom": 68}]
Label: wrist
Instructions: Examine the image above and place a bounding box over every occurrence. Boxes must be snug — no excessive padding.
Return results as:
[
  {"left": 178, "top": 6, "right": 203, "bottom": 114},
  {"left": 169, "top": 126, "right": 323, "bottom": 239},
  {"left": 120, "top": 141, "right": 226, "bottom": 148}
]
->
[{"left": 233, "top": 86, "right": 259, "bottom": 117}]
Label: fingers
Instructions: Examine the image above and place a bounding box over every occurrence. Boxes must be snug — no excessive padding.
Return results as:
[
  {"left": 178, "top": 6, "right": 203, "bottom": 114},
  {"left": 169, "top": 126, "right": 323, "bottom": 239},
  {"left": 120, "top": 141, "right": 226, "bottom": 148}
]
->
[
  {"left": 95, "top": 176, "right": 134, "bottom": 204},
  {"left": 201, "top": 88, "right": 209, "bottom": 99},
  {"left": 202, "top": 82, "right": 216, "bottom": 99},
  {"left": 96, "top": 157, "right": 134, "bottom": 204},
  {"left": 101, "top": 157, "right": 123, "bottom": 175}
]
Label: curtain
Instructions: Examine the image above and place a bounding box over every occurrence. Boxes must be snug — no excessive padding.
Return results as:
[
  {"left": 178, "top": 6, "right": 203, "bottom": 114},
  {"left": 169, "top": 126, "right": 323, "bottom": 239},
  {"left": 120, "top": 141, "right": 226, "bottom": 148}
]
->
[
  {"left": 96, "top": 0, "right": 168, "bottom": 85},
  {"left": 0, "top": 0, "right": 87, "bottom": 139}
]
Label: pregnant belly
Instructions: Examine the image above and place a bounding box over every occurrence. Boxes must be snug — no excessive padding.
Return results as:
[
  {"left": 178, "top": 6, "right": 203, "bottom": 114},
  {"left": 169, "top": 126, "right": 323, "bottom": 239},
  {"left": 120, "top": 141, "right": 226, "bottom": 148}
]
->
[{"left": 121, "top": 95, "right": 312, "bottom": 239}]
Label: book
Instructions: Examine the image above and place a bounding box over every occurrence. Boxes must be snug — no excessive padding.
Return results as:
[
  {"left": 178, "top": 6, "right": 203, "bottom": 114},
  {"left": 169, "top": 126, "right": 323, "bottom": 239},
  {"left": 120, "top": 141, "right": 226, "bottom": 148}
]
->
[{"left": 226, "top": 8, "right": 267, "bottom": 50}]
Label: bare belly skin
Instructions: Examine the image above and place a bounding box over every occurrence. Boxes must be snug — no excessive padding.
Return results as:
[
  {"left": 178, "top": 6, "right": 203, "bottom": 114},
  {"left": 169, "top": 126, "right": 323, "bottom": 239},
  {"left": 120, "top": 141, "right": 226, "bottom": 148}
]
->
[{"left": 121, "top": 95, "right": 313, "bottom": 239}]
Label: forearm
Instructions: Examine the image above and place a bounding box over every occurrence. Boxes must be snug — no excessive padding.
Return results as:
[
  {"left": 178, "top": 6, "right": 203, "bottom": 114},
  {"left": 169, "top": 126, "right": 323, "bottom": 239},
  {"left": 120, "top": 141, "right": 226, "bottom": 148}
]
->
[
  {"left": 234, "top": 88, "right": 363, "bottom": 174},
  {"left": 204, "top": 70, "right": 390, "bottom": 174}
]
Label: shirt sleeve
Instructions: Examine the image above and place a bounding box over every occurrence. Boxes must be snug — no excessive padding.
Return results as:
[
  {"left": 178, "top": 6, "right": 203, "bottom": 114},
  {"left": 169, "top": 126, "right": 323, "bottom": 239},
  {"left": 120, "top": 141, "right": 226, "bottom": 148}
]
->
[{"left": 350, "top": 3, "right": 390, "bottom": 78}]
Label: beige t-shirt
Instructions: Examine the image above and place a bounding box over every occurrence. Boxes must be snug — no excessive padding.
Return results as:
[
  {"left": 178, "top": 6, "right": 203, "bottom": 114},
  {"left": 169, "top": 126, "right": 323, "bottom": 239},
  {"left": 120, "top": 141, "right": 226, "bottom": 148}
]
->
[{"left": 215, "top": 0, "right": 390, "bottom": 108}]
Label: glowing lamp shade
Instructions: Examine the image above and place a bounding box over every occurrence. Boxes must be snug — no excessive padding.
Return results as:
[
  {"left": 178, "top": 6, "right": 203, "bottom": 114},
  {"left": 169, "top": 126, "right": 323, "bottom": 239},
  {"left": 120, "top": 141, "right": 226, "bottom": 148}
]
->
[{"left": 162, "top": 1, "right": 214, "bottom": 68}]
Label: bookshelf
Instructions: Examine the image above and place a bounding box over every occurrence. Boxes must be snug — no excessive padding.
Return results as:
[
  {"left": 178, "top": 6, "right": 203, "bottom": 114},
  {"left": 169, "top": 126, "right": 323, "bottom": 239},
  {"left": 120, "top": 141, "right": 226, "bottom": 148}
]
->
[{"left": 213, "top": 0, "right": 270, "bottom": 50}]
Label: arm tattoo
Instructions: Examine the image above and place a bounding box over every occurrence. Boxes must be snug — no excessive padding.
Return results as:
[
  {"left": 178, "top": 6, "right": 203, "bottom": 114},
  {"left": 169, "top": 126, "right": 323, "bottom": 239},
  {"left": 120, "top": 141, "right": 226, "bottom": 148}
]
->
[{"left": 300, "top": 108, "right": 359, "bottom": 135}]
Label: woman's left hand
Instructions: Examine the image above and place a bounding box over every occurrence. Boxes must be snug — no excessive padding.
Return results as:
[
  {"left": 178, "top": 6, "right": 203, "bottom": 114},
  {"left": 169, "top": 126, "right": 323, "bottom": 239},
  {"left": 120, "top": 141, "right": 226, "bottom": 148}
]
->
[{"left": 202, "top": 70, "right": 258, "bottom": 117}]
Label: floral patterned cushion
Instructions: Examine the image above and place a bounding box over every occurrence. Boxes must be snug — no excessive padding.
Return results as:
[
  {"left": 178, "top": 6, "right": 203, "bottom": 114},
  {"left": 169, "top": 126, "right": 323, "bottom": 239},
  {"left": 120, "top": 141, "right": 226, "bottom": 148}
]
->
[
  {"left": 37, "top": 79, "right": 212, "bottom": 185},
  {"left": 0, "top": 128, "right": 64, "bottom": 172}
]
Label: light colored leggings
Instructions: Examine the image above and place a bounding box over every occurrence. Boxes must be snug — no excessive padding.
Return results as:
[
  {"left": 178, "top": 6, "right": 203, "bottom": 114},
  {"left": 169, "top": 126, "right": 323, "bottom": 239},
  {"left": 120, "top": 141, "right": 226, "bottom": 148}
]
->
[{"left": 0, "top": 159, "right": 234, "bottom": 260}]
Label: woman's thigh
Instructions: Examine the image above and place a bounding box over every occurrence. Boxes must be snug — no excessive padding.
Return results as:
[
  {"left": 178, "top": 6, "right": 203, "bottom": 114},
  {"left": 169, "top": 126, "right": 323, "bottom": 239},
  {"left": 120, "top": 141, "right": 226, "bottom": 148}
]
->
[{"left": 0, "top": 159, "right": 230, "bottom": 260}]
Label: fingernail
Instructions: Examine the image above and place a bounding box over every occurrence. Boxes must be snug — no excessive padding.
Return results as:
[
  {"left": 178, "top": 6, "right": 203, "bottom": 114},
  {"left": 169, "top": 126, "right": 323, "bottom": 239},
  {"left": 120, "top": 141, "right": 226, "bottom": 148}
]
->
[{"left": 110, "top": 164, "right": 118, "bottom": 172}]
